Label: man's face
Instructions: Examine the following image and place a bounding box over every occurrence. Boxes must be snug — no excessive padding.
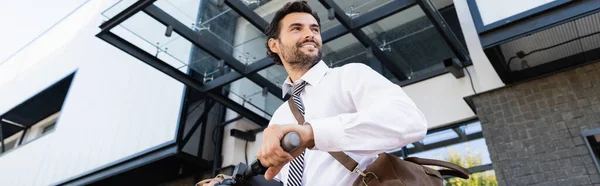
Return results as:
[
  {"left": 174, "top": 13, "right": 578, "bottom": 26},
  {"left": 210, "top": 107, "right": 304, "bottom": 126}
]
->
[{"left": 271, "top": 12, "right": 322, "bottom": 68}]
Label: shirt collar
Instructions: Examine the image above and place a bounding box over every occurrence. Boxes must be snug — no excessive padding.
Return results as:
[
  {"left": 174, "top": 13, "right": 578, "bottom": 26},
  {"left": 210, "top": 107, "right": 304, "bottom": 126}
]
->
[{"left": 281, "top": 60, "right": 330, "bottom": 98}]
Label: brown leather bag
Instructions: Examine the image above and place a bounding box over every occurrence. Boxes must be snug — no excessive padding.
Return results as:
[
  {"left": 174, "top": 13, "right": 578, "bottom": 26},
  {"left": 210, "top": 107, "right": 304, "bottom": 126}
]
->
[{"left": 287, "top": 99, "right": 470, "bottom": 186}]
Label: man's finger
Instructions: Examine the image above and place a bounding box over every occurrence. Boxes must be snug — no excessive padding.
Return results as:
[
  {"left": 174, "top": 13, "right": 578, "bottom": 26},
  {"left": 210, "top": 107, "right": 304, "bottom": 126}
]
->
[
  {"left": 202, "top": 179, "right": 221, "bottom": 186},
  {"left": 264, "top": 166, "right": 283, "bottom": 180}
]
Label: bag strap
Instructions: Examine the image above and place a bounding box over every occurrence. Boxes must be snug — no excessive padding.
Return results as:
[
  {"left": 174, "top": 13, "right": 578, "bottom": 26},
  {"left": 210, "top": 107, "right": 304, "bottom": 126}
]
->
[
  {"left": 404, "top": 157, "right": 470, "bottom": 179},
  {"left": 287, "top": 99, "right": 470, "bottom": 178},
  {"left": 287, "top": 99, "right": 359, "bottom": 172}
]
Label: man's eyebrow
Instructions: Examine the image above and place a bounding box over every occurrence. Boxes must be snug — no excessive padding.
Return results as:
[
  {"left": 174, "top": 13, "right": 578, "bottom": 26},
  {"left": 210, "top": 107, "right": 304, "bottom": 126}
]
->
[
  {"left": 287, "top": 23, "right": 320, "bottom": 28},
  {"left": 288, "top": 23, "right": 303, "bottom": 28}
]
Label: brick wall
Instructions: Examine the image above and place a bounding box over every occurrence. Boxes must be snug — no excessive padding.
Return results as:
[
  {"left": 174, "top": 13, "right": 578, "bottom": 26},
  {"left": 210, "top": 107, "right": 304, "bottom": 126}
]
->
[{"left": 472, "top": 61, "right": 600, "bottom": 185}]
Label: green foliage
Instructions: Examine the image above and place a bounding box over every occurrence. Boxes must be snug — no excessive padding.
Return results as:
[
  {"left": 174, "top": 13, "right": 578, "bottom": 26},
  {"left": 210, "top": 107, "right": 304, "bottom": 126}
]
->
[{"left": 443, "top": 148, "right": 498, "bottom": 186}]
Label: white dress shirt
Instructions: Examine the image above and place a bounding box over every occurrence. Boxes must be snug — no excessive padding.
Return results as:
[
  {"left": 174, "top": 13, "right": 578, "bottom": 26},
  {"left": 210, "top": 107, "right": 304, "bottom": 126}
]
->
[{"left": 270, "top": 60, "right": 427, "bottom": 186}]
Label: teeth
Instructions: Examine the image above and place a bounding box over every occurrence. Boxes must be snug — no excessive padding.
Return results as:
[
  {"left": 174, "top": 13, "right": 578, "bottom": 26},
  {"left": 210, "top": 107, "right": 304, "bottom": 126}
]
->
[{"left": 302, "top": 45, "right": 315, "bottom": 48}]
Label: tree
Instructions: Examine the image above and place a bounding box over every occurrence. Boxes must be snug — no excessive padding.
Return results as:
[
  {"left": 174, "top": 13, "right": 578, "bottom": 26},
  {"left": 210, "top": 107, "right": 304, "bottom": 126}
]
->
[{"left": 443, "top": 148, "right": 497, "bottom": 186}]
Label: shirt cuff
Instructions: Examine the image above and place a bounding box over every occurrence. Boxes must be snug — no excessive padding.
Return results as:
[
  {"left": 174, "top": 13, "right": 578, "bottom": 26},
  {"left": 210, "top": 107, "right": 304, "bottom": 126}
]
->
[{"left": 305, "top": 116, "right": 344, "bottom": 151}]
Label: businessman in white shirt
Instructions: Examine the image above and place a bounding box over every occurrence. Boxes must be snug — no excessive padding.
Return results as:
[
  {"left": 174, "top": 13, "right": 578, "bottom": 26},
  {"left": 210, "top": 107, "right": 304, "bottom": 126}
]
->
[{"left": 203, "top": 1, "right": 428, "bottom": 186}]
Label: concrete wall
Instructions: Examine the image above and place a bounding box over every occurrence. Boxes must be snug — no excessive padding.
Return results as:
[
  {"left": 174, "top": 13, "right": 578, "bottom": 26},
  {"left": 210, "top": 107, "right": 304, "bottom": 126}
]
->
[
  {"left": 0, "top": 1, "right": 186, "bottom": 185},
  {"left": 472, "top": 61, "right": 600, "bottom": 185}
]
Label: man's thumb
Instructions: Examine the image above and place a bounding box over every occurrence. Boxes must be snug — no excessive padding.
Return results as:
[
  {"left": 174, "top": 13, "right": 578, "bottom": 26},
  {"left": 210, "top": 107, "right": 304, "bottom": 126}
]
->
[{"left": 264, "top": 166, "right": 283, "bottom": 180}]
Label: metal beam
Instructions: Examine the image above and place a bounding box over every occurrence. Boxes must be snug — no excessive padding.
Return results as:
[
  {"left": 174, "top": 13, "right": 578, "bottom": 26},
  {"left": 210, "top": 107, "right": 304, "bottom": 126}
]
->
[
  {"left": 244, "top": 58, "right": 273, "bottom": 75},
  {"left": 176, "top": 84, "right": 193, "bottom": 151},
  {"left": 181, "top": 100, "right": 215, "bottom": 148},
  {"left": 352, "top": 0, "right": 416, "bottom": 29},
  {"left": 54, "top": 142, "right": 178, "bottom": 185},
  {"left": 410, "top": 132, "right": 483, "bottom": 155},
  {"left": 1, "top": 119, "right": 26, "bottom": 128},
  {"left": 479, "top": 0, "right": 600, "bottom": 48},
  {"left": 18, "top": 128, "right": 27, "bottom": 146},
  {"left": 319, "top": 0, "right": 409, "bottom": 81},
  {"left": 99, "top": 0, "right": 156, "bottom": 33},
  {"left": 441, "top": 163, "right": 493, "bottom": 179},
  {"left": 98, "top": 32, "right": 206, "bottom": 91},
  {"left": 197, "top": 101, "right": 215, "bottom": 157},
  {"left": 413, "top": 141, "right": 425, "bottom": 151},
  {"left": 97, "top": 32, "right": 269, "bottom": 127},
  {"left": 201, "top": 71, "right": 243, "bottom": 92},
  {"left": 322, "top": 24, "right": 347, "bottom": 43},
  {"left": 468, "top": 164, "right": 493, "bottom": 174},
  {"left": 418, "top": 0, "right": 470, "bottom": 63},
  {"left": 0, "top": 123, "right": 4, "bottom": 153},
  {"left": 452, "top": 127, "right": 467, "bottom": 139},
  {"left": 207, "top": 90, "right": 269, "bottom": 127},
  {"left": 225, "top": 0, "right": 269, "bottom": 31},
  {"left": 144, "top": 5, "right": 245, "bottom": 72},
  {"left": 392, "top": 131, "right": 484, "bottom": 156},
  {"left": 143, "top": 4, "right": 283, "bottom": 100}
]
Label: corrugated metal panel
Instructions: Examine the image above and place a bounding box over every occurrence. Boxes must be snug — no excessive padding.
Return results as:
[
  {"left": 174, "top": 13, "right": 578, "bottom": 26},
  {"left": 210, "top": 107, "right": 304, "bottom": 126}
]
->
[
  {"left": 576, "top": 12, "right": 600, "bottom": 51},
  {"left": 500, "top": 11, "right": 600, "bottom": 71}
]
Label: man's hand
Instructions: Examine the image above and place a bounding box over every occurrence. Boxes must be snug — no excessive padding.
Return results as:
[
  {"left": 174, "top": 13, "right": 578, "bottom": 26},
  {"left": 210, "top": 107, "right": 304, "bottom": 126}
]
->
[
  {"left": 257, "top": 124, "right": 315, "bottom": 180},
  {"left": 196, "top": 174, "right": 232, "bottom": 186}
]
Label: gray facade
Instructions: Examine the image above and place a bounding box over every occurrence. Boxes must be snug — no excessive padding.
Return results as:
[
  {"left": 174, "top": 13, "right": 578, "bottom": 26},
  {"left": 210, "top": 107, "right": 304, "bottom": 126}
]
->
[{"left": 473, "top": 61, "right": 600, "bottom": 185}]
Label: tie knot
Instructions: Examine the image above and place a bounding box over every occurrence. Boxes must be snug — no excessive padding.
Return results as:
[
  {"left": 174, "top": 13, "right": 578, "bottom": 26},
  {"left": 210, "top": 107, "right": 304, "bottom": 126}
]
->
[{"left": 292, "top": 81, "right": 308, "bottom": 96}]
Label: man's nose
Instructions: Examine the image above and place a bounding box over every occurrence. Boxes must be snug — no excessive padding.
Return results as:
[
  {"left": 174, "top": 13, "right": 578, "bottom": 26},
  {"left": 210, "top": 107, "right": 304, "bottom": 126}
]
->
[{"left": 302, "top": 28, "right": 315, "bottom": 39}]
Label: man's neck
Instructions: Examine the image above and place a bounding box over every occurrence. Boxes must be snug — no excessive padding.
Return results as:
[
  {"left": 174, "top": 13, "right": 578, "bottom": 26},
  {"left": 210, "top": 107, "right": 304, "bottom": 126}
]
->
[
  {"left": 287, "top": 69, "right": 308, "bottom": 83},
  {"left": 282, "top": 60, "right": 318, "bottom": 83}
]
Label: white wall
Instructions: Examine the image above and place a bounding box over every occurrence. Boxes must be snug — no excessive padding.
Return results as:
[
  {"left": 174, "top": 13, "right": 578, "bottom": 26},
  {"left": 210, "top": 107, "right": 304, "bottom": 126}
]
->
[
  {"left": 474, "top": 0, "right": 556, "bottom": 25},
  {"left": 0, "top": 1, "right": 186, "bottom": 185}
]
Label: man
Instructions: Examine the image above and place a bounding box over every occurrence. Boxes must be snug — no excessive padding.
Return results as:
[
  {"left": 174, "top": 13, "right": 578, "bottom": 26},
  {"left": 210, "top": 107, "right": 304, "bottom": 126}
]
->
[
  {"left": 203, "top": 1, "right": 427, "bottom": 186},
  {"left": 256, "top": 1, "right": 428, "bottom": 186}
]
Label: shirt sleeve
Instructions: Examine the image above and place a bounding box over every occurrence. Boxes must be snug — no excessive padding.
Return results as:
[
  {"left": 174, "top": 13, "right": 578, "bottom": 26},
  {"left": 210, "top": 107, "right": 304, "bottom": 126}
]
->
[{"left": 307, "top": 63, "right": 427, "bottom": 156}]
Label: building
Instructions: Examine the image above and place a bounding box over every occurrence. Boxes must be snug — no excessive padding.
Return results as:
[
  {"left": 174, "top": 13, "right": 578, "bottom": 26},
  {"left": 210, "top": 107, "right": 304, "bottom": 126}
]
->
[{"left": 0, "top": 0, "right": 599, "bottom": 185}]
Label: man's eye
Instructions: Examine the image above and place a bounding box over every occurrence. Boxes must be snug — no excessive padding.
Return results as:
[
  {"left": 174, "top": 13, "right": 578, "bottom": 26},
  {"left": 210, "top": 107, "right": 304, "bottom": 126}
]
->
[
  {"left": 312, "top": 28, "right": 320, "bottom": 32},
  {"left": 292, "top": 27, "right": 300, "bottom": 31}
]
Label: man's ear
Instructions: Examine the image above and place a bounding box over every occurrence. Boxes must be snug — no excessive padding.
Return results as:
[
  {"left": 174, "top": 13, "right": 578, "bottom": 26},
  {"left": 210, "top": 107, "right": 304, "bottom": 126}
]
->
[{"left": 268, "top": 38, "right": 280, "bottom": 54}]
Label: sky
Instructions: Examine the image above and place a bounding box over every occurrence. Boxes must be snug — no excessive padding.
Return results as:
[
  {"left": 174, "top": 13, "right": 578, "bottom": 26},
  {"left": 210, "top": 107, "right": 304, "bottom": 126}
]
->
[{"left": 0, "top": 0, "right": 88, "bottom": 64}]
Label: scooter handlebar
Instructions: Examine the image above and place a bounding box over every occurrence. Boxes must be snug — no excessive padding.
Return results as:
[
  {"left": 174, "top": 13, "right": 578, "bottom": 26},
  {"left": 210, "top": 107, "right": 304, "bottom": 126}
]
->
[{"left": 244, "top": 131, "right": 301, "bottom": 178}]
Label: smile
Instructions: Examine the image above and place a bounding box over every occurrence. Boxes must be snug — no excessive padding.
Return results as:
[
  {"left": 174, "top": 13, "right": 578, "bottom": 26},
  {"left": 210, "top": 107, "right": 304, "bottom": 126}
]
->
[{"left": 299, "top": 42, "right": 318, "bottom": 49}]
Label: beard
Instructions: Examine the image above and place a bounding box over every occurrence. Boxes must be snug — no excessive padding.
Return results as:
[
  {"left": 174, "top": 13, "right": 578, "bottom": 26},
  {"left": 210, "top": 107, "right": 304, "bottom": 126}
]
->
[{"left": 279, "top": 39, "right": 322, "bottom": 71}]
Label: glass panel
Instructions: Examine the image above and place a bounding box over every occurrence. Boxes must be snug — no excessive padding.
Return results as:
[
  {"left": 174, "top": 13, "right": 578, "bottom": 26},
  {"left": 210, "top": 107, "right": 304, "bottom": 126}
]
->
[
  {"left": 410, "top": 138, "right": 493, "bottom": 169},
  {"left": 463, "top": 121, "right": 483, "bottom": 135},
  {"left": 101, "top": 0, "right": 137, "bottom": 20},
  {"left": 155, "top": 0, "right": 267, "bottom": 65},
  {"left": 42, "top": 122, "right": 56, "bottom": 134},
  {"left": 224, "top": 78, "right": 284, "bottom": 119},
  {"left": 361, "top": 5, "right": 456, "bottom": 80},
  {"left": 584, "top": 132, "right": 600, "bottom": 174},
  {"left": 113, "top": 12, "right": 231, "bottom": 81},
  {"left": 257, "top": 65, "right": 287, "bottom": 88},
  {"left": 446, "top": 170, "right": 498, "bottom": 186},
  {"left": 333, "top": 0, "right": 394, "bottom": 18},
  {"left": 322, "top": 34, "right": 396, "bottom": 80},
  {"left": 422, "top": 129, "right": 459, "bottom": 145},
  {"left": 242, "top": 0, "right": 341, "bottom": 32}
]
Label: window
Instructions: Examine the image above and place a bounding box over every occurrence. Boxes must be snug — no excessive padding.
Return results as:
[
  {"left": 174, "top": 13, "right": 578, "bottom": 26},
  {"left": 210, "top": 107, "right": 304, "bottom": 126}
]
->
[
  {"left": 390, "top": 120, "right": 497, "bottom": 184},
  {"left": 0, "top": 72, "right": 74, "bottom": 154},
  {"left": 42, "top": 122, "right": 56, "bottom": 134},
  {"left": 583, "top": 128, "right": 600, "bottom": 174}
]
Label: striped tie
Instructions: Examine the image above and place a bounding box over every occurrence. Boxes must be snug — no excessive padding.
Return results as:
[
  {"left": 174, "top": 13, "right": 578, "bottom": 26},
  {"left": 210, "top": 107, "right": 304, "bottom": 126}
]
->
[{"left": 287, "top": 81, "right": 307, "bottom": 186}]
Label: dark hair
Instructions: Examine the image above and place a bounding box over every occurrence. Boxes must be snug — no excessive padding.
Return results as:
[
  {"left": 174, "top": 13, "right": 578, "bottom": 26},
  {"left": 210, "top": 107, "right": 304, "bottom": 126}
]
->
[{"left": 265, "top": 1, "right": 321, "bottom": 65}]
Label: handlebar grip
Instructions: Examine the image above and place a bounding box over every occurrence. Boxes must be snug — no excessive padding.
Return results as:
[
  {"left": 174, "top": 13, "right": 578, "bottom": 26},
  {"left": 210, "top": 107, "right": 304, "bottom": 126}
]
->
[
  {"left": 281, "top": 131, "right": 301, "bottom": 153},
  {"left": 246, "top": 132, "right": 301, "bottom": 178}
]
